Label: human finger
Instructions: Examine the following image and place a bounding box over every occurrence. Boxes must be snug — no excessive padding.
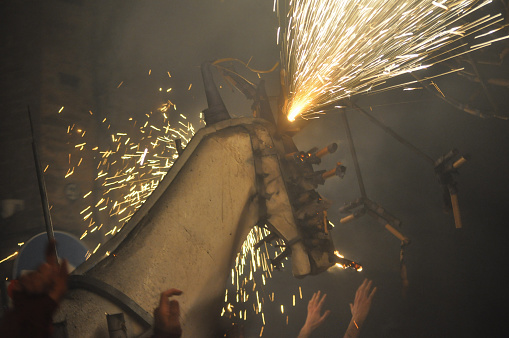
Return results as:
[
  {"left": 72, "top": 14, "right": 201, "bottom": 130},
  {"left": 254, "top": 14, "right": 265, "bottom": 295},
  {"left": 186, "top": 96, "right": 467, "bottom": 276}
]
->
[
  {"left": 20, "top": 272, "right": 47, "bottom": 294},
  {"left": 56, "top": 259, "right": 69, "bottom": 290},
  {"left": 46, "top": 239, "right": 58, "bottom": 266},
  {"left": 356, "top": 279, "right": 366, "bottom": 298},
  {"left": 315, "top": 290, "right": 321, "bottom": 303},
  {"left": 160, "top": 289, "right": 182, "bottom": 309},
  {"left": 317, "top": 293, "right": 327, "bottom": 309},
  {"left": 360, "top": 278, "right": 368, "bottom": 292},
  {"left": 37, "top": 263, "right": 54, "bottom": 289},
  {"left": 38, "top": 262, "right": 54, "bottom": 284},
  {"left": 9, "top": 279, "right": 22, "bottom": 293},
  {"left": 319, "top": 310, "right": 331, "bottom": 324},
  {"left": 363, "top": 280, "right": 372, "bottom": 298},
  {"left": 354, "top": 283, "right": 362, "bottom": 303},
  {"left": 154, "top": 306, "right": 161, "bottom": 317},
  {"left": 161, "top": 288, "right": 183, "bottom": 298},
  {"left": 169, "top": 299, "right": 180, "bottom": 316},
  {"left": 368, "top": 286, "right": 377, "bottom": 302},
  {"left": 19, "top": 273, "right": 35, "bottom": 292},
  {"left": 310, "top": 291, "right": 318, "bottom": 305},
  {"left": 60, "top": 259, "right": 69, "bottom": 279}
]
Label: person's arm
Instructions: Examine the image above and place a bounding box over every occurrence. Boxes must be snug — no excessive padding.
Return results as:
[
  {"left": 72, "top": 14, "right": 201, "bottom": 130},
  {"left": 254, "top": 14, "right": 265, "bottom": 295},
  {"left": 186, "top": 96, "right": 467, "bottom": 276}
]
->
[
  {"left": 298, "top": 290, "right": 331, "bottom": 338},
  {"left": 0, "top": 240, "right": 68, "bottom": 338},
  {"left": 153, "top": 288, "right": 183, "bottom": 338},
  {"left": 343, "top": 279, "right": 376, "bottom": 338}
]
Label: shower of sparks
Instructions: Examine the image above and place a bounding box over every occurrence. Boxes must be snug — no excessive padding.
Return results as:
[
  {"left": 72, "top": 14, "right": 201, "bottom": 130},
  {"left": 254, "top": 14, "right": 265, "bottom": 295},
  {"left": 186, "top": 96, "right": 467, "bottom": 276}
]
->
[
  {"left": 222, "top": 226, "right": 363, "bottom": 331},
  {"left": 223, "top": 226, "right": 284, "bottom": 324},
  {"left": 61, "top": 88, "right": 196, "bottom": 258},
  {"left": 280, "top": 0, "right": 509, "bottom": 121},
  {"left": 222, "top": 225, "right": 319, "bottom": 331}
]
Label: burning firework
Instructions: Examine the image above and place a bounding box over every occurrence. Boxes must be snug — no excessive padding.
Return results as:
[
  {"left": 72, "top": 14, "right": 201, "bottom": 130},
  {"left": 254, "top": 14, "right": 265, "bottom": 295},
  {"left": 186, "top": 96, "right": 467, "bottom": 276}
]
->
[{"left": 279, "top": 0, "right": 509, "bottom": 121}]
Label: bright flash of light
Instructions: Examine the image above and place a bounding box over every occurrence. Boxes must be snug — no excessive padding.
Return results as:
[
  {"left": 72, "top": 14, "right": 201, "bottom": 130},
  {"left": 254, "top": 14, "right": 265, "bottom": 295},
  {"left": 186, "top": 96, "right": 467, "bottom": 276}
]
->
[{"left": 280, "top": 0, "right": 509, "bottom": 121}]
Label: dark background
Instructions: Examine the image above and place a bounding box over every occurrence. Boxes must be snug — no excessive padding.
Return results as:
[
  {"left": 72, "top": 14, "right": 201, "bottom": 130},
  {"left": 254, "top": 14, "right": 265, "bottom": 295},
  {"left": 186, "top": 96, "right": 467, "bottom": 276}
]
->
[{"left": 1, "top": 1, "right": 508, "bottom": 337}]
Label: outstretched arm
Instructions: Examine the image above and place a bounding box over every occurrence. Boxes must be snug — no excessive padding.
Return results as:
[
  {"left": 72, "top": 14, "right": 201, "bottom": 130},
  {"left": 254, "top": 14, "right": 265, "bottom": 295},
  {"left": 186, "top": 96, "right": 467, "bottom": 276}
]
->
[
  {"left": 298, "top": 290, "right": 331, "bottom": 338},
  {"left": 344, "top": 279, "right": 376, "bottom": 338}
]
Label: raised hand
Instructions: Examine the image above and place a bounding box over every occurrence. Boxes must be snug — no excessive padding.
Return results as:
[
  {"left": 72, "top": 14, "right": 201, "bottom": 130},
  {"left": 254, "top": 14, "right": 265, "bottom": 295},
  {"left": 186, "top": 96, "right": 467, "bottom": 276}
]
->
[
  {"left": 349, "top": 279, "right": 376, "bottom": 328},
  {"left": 153, "top": 288, "right": 183, "bottom": 338},
  {"left": 298, "top": 290, "right": 331, "bottom": 338},
  {"left": 16, "top": 239, "right": 69, "bottom": 303}
]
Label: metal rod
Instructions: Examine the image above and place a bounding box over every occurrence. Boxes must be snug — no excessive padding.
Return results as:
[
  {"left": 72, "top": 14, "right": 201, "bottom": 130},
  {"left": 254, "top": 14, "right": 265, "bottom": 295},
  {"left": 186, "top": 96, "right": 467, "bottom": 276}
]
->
[
  {"left": 467, "top": 53, "right": 500, "bottom": 116},
  {"left": 341, "top": 110, "right": 367, "bottom": 198},
  {"left": 351, "top": 102, "right": 436, "bottom": 166},
  {"left": 28, "top": 107, "right": 56, "bottom": 246},
  {"left": 411, "top": 73, "right": 491, "bottom": 119}
]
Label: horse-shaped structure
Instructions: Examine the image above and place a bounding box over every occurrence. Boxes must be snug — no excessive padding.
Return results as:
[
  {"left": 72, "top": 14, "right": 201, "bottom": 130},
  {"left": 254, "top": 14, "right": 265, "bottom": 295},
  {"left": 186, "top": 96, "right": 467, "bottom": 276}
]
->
[{"left": 53, "top": 63, "right": 345, "bottom": 337}]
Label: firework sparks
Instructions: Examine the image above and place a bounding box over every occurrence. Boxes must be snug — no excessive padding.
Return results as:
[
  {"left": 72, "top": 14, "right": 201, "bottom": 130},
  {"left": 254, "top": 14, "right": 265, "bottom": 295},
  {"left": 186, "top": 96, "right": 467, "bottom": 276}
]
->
[
  {"left": 223, "top": 226, "right": 283, "bottom": 323},
  {"left": 222, "top": 224, "right": 320, "bottom": 331},
  {"left": 58, "top": 80, "right": 196, "bottom": 257},
  {"left": 280, "top": 0, "right": 509, "bottom": 121}
]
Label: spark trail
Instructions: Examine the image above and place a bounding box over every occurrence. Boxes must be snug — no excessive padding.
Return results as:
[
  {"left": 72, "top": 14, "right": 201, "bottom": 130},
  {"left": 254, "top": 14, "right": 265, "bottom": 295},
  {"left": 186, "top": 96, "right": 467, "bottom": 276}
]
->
[
  {"left": 66, "top": 96, "right": 196, "bottom": 257},
  {"left": 279, "top": 0, "right": 509, "bottom": 121}
]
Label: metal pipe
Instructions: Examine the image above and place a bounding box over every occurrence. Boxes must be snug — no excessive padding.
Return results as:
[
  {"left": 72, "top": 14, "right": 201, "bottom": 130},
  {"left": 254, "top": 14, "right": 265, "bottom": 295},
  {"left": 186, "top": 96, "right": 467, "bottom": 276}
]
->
[
  {"left": 315, "top": 143, "right": 338, "bottom": 158},
  {"left": 449, "top": 192, "right": 462, "bottom": 229},
  {"left": 453, "top": 156, "right": 468, "bottom": 169},
  {"left": 385, "top": 224, "right": 410, "bottom": 244}
]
